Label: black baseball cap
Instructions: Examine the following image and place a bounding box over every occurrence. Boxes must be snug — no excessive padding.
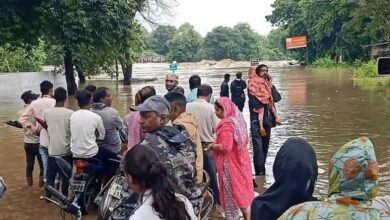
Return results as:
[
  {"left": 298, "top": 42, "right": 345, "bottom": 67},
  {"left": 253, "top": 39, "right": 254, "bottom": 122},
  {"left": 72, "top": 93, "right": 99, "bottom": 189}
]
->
[{"left": 21, "top": 90, "right": 40, "bottom": 102}]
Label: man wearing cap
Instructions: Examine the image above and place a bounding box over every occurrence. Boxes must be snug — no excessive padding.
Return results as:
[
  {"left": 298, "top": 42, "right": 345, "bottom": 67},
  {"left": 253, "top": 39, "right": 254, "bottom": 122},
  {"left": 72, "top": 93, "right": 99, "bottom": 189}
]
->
[
  {"left": 165, "top": 73, "right": 185, "bottom": 94},
  {"left": 19, "top": 81, "right": 56, "bottom": 187},
  {"left": 113, "top": 95, "right": 203, "bottom": 218},
  {"left": 17, "top": 90, "right": 44, "bottom": 187}
]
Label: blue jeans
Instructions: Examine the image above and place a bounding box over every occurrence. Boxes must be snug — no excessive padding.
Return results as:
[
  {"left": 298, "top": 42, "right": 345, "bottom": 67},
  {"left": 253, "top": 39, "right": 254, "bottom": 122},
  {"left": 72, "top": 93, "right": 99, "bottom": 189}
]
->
[
  {"left": 202, "top": 142, "right": 220, "bottom": 205},
  {"left": 250, "top": 111, "right": 271, "bottom": 175},
  {"left": 39, "top": 146, "right": 49, "bottom": 180}
]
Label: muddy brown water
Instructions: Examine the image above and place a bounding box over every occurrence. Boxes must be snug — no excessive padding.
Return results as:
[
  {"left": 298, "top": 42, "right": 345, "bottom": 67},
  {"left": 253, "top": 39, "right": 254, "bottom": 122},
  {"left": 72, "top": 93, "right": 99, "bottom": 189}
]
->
[{"left": 1, "top": 63, "right": 390, "bottom": 219}]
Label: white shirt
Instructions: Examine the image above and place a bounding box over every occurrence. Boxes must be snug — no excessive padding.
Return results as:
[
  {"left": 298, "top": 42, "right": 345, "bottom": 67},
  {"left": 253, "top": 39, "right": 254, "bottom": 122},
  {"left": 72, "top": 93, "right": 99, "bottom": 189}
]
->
[
  {"left": 70, "top": 109, "right": 105, "bottom": 158},
  {"left": 129, "top": 190, "right": 197, "bottom": 220}
]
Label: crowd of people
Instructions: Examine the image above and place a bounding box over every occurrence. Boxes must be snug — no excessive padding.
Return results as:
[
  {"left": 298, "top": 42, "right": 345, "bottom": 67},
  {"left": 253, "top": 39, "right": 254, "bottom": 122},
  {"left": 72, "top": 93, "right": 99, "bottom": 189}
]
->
[{"left": 7, "top": 64, "right": 390, "bottom": 220}]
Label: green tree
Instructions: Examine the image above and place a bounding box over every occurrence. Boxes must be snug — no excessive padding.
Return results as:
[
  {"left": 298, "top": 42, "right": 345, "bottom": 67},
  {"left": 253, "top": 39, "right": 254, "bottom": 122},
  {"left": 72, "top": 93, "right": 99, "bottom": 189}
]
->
[
  {"left": 203, "top": 26, "right": 240, "bottom": 60},
  {"left": 265, "top": 28, "right": 290, "bottom": 60},
  {"left": 150, "top": 25, "right": 176, "bottom": 56},
  {"left": 167, "top": 23, "right": 202, "bottom": 62},
  {"left": 266, "top": 0, "right": 385, "bottom": 63},
  {"left": 0, "top": 0, "right": 173, "bottom": 92},
  {"left": 233, "top": 23, "right": 262, "bottom": 60}
]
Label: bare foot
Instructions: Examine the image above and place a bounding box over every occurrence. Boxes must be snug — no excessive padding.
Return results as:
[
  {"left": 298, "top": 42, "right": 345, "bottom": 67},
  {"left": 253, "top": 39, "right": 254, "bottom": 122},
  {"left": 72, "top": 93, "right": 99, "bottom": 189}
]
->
[
  {"left": 260, "top": 127, "right": 267, "bottom": 137},
  {"left": 275, "top": 118, "right": 282, "bottom": 125}
]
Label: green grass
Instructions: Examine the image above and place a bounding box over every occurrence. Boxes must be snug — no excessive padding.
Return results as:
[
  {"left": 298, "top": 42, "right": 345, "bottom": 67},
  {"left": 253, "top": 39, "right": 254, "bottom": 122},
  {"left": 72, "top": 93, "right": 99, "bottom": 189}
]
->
[{"left": 352, "top": 60, "right": 377, "bottom": 78}]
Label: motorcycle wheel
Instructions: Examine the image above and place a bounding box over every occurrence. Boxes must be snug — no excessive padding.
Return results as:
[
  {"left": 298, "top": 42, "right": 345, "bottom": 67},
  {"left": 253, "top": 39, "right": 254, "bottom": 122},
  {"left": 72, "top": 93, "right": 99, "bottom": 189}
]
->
[{"left": 80, "top": 177, "right": 101, "bottom": 215}]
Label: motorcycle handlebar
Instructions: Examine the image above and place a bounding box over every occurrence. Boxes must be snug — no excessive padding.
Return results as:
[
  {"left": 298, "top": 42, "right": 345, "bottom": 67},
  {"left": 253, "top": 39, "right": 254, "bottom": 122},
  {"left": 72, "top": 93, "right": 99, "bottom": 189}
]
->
[{"left": 45, "top": 185, "right": 69, "bottom": 204}]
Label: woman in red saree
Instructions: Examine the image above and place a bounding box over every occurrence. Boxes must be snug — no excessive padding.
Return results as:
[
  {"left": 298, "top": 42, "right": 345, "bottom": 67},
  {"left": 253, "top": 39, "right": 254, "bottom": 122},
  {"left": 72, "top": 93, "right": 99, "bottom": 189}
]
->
[{"left": 208, "top": 97, "right": 254, "bottom": 220}]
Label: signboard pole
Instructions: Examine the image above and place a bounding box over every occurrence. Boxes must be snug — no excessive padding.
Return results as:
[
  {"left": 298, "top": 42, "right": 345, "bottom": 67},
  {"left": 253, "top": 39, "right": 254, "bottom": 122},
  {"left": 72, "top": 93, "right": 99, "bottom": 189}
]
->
[
  {"left": 169, "top": 61, "right": 178, "bottom": 73},
  {"left": 306, "top": 46, "right": 309, "bottom": 64}
]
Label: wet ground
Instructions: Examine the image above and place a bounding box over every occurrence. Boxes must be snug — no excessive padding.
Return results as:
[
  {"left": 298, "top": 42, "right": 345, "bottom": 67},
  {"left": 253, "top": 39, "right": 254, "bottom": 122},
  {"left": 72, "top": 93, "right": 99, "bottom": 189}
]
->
[{"left": 1, "top": 63, "right": 390, "bottom": 219}]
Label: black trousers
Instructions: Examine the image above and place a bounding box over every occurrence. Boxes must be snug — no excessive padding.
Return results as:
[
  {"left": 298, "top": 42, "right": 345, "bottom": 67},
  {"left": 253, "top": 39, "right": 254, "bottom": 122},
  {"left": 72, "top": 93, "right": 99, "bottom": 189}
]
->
[
  {"left": 24, "top": 143, "right": 43, "bottom": 177},
  {"left": 46, "top": 154, "right": 73, "bottom": 197},
  {"left": 250, "top": 110, "right": 271, "bottom": 175},
  {"left": 202, "top": 142, "right": 220, "bottom": 205},
  {"left": 93, "top": 148, "right": 119, "bottom": 177},
  {"left": 232, "top": 97, "right": 245, "bottom": 112}
]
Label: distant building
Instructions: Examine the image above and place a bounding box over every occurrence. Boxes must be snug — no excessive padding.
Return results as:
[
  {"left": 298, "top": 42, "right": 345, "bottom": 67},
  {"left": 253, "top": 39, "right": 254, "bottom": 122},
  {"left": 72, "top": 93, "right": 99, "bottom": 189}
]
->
[{"left": 363, "top": 42, "right": 390, "bottom": 59}]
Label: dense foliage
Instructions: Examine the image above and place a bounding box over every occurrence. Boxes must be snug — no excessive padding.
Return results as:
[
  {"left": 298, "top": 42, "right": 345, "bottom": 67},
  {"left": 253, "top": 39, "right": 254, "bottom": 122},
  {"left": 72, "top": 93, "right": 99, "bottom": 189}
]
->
[
  {"left": 353, "top": 60, "right": 377, "bottom": 78},
  {"left": 266, "top": 0, "right": 389, "bottom": 63},
  {"left": 0, "top": 43, "right": 46, "bottom": 72},
  {"left": 0, "top": 0, "right": 157, "bottom": 93},
  {"left": 149, "top": 23, "right": 290, "bottom": 62}
]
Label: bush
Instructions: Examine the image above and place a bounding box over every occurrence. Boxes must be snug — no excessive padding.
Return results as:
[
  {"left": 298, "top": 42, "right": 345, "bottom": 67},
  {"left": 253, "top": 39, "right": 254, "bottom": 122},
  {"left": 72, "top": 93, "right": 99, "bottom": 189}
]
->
[
  {"left": 353, "top": 60, "right": 377, "bottom": 78},
  {"left": 0, "top": 43, "right": 46, "bottom": 72},
  {"left": 311, "top": 57, "right": 349, "bottom": 68}
]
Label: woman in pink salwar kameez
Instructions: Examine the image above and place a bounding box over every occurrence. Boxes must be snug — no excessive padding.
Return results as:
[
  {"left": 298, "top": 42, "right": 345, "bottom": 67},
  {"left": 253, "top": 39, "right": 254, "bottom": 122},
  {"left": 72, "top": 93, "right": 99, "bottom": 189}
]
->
[{"left": 208, "top": 97, "right": 254, "bottom": 220}]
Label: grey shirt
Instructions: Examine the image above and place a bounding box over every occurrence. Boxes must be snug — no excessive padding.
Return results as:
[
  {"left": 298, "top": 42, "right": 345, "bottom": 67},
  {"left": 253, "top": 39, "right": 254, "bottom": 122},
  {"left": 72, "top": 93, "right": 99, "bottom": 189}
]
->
[
  {"left": 92, "top": 103, "right": 122, "bottom": 154},
  {"left": 44, "top": 107, "right": 74, "bottom": 156},
  {"left": 186, "top": 99, "right": 219, "bottom": 143}
]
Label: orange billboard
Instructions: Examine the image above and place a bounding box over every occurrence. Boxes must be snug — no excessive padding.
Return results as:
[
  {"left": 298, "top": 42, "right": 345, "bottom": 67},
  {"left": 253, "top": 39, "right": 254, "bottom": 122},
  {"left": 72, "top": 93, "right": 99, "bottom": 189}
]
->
[{"left": 286, "top": 35, "right": 307, "bottom": 49}]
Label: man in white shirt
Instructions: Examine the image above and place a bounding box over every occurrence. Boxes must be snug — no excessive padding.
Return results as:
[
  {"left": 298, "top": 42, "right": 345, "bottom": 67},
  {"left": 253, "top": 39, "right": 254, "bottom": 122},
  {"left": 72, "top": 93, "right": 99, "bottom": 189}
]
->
[
  {"left": 70, "top": 90, "right": 118, "bottom": 175},
  {"left": 186, "top": 84, "right": 222, "bottom": 217},
  {"left": 44, "top": 87, "right": 74, "bottom": 197}
]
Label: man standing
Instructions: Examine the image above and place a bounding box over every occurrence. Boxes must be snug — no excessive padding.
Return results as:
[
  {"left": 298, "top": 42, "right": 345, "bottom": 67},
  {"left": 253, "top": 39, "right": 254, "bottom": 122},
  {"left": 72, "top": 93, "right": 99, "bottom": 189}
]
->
[
  {"left": 186, "top": 84, "right": 222, "bottom": 217},
  {"left": 19, "top": 90, "right": 43, "bottom": 187},
  {"left": 165, "top": 73, "right": 184, "bottom": 94},
  {"left": 19, "top": 80, "right": 56, "bottom": 184},
  {"left": 164, "top": 92, "right": 203, "bottom": 183},
  {"left": 220, "top": 73, "right": 230, "bottom": 97},
  {"left": 186, "top": 74, "right": 216, "bottom": 104},
  {"left": 138, "top": 96, "right": 202, "bottom": 207},
  {"left": 186, "top": 74, "right": 202, "bottom": 103},
  {"left": 43, "top": 87, "right": 74, "bottom": 197},
  {"left": 248, "top": 65, "right": 273, "bottom": 176},
  {"left": 230, "top": 72, "right": 247, "bottom": 112}
]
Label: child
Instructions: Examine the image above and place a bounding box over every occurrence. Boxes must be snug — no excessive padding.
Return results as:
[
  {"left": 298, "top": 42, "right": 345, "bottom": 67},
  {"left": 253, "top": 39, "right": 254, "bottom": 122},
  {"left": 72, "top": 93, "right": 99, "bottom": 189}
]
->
[
  {"left": 248, "top": 65, "right": 281, "bottom": 137},
  {"left": 18, "top": 90, "right": 44, "bottom": 187}
]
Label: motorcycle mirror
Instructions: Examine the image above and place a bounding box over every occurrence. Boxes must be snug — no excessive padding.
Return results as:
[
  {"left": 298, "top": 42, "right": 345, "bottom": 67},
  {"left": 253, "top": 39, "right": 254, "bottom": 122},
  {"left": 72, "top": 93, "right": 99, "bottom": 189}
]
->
[{"left": 377, "top": 57, "right": 390, "bottom": 75}]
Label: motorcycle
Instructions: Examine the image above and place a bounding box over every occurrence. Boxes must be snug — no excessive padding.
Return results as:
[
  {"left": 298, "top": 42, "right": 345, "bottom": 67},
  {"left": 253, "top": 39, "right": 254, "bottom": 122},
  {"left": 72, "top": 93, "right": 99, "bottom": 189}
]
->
[
  {"left": 55, "top": 155, "right": 121, "bottom": 215},
  {"left": 41, "top": 185, "right": 82, "bottom": 220}
]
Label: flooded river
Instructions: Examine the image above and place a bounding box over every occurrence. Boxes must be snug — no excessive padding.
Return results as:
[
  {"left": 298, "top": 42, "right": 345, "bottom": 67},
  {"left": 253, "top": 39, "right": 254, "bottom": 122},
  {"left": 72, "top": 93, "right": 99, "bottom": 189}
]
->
[{"left": 1, "top": 63, "right": 390, "bottom": 219}]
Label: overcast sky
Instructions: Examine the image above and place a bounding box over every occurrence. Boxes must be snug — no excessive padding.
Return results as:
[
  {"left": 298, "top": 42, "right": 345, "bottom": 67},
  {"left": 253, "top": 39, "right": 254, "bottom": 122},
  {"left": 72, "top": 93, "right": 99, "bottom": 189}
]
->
[{"left": 149, "top": 0, "right": 275, "bottom": 36}]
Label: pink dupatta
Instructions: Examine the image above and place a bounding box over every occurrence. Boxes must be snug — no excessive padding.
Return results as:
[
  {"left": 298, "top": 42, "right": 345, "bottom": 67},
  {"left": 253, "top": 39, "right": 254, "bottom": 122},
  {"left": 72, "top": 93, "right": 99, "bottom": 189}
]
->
[{"left": 216, "top": 97, "right": 248, "bottom": 150}]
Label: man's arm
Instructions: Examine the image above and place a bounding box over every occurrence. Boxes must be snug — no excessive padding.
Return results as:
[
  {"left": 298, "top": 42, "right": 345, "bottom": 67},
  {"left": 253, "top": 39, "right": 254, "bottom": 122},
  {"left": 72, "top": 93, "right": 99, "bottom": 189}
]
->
[
  {"left": 19, "top": 104, "right": 39, "bottom": 134},
  {"left": 96, "top": 116, "right": 106, "bottom": 140}
]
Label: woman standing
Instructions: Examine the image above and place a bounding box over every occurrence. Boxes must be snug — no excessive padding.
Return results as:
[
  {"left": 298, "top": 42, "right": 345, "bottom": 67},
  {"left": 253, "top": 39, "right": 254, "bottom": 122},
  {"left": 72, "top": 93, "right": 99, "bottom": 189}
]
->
[
  {"left": 208, "top": 97, "right": 254, "bottom": 220},
  {"left": 123, "top": 144, "right": 197, "bottom": 220}
]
